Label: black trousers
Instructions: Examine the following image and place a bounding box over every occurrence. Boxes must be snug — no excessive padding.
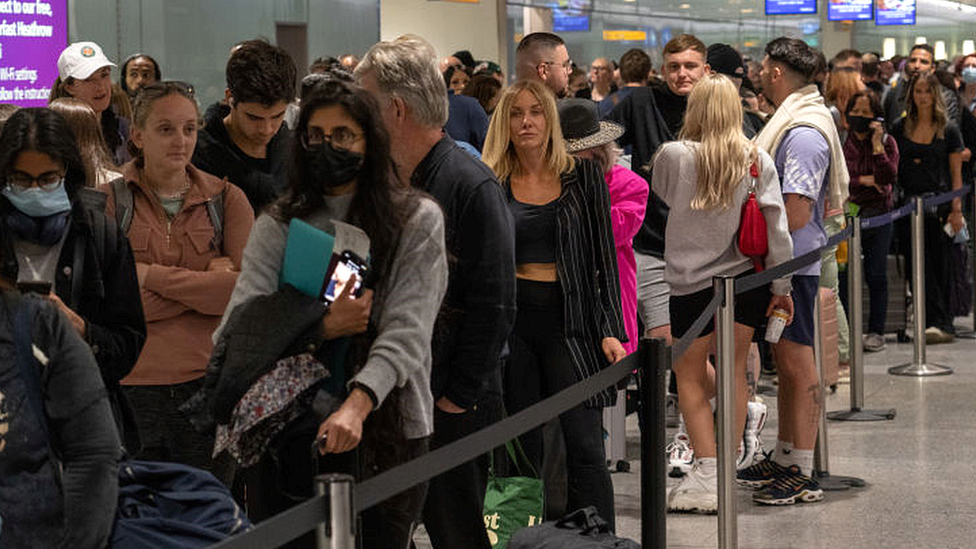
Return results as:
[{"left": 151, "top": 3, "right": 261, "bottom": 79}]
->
[
  {"left": 504, "top": 279, "right": 615, "bottom": 531},
  {"left": 124, "top": 379, "right": 235, "bottom": 485},
  {"left": 420, "top": 392, "right": 503, "bottom": 549},
  {"left": 241, "top": 434, "right": 429, "bottom": 549},
  {"left": 898, "top": 213, "right": 955, "bottom": 333}
]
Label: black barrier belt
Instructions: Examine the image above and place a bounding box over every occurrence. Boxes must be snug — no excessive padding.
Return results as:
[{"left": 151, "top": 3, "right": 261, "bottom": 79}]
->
[
  {"left": 354, "top": 355, "right": 636, "bottom": 512},
  {"left": 670, "top": 293, "right": 722, "bottom": 363},
  {"left": 214, "top": 352, "right": 639, "bottom": 548}
]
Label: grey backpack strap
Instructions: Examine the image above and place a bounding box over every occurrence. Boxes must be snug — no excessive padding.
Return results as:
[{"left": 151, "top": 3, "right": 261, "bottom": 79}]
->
[
  {"left": 110, "top": 177, "right": 134, "bottom": 233},
  {"left": 206, "top": 189, "right": 225, "bottom": 252}
]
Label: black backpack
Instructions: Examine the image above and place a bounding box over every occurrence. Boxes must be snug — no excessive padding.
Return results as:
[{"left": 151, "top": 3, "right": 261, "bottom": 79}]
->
[{"left": 108, "top": 177, "right": 225, "bottom": 251}]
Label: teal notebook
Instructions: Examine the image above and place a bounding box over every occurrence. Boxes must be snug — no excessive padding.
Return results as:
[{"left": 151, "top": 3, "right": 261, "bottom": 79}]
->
[{"left": 280, "top": 218, "right": 335, "bottom": 298}]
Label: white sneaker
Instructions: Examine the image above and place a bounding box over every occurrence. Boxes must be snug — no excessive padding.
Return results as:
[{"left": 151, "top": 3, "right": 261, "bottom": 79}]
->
[
  {"left": 667, "top": 432, "right": 695, "bottom": 478},
  {"left": 667, "top": 464, "right": 717, "bottom": 514},
  {"left": 738, "top": 401, "right": 767, "bottom": 471},
  {"left": 863, "top": 333, "right": 886, "bottom": 352}
]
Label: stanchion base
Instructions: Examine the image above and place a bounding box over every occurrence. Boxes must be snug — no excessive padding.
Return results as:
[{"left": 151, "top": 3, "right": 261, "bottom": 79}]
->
[
  {"left": 827, "top": 408, "right": 896, "bottom": 421},
  {"left": 888, "top": 363, "right": 953, "bottom": 376},
  {"left": 814, "top": 471, "right": 867, "bottom": 491}
]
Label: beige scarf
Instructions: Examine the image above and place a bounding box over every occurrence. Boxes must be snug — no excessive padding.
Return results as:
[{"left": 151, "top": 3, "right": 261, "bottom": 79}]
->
[{"left": 754, "top": 84, "right": 850, "bottom": 210}]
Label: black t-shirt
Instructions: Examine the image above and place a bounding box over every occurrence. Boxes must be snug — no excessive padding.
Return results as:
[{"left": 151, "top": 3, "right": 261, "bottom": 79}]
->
[
  {"left": 651, "top": 84, "right": 688, "bottom": 138},
  {"left": 892, "top": 119, "right": 963, "bottom": 197}
]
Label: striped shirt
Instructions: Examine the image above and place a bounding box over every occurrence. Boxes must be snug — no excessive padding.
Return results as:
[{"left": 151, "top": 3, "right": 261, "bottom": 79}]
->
[{"left": 505, "top": 158, "right": 627, "bottom": 408}]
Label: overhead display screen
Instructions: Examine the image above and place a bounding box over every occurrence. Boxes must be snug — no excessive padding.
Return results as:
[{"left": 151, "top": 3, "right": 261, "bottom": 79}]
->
[
  {"left": 828, "top": 0, "right": 873, "bottom": 20},
  {"left": 553, "top": 9, "right": 590, "bottom": 32},
  {"left": 766, "top": 0, "right": 817, "bottom": 15},
  {"left": 875, "top": 0, "right": 916, "bottom": 25},
  {"left": 0, "top": 0, "right": 68, "bottom": 107}
]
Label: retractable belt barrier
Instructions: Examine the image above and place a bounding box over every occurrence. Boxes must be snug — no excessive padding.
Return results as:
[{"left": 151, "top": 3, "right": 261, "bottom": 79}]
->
[{"left": 212, "top": 185, "right": 972, "bottom": 549}]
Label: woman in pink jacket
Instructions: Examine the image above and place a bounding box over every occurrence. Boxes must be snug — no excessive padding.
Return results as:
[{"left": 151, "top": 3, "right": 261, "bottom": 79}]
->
[{"left": 558, "top": 99, "right": 647, "bottom": 354}]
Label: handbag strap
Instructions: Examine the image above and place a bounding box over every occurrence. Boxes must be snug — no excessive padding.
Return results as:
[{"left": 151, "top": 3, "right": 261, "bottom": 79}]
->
[
  {"left": 490, "top": 439, "right": 541, "bottom": 480},
  {"left": 748, "top": 157, "right": 760, "bottom": 194}
]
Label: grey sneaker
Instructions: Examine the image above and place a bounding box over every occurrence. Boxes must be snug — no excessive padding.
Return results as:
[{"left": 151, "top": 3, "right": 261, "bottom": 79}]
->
[{"left": 863, "top": 333, "right": 886, "bottom": 352}]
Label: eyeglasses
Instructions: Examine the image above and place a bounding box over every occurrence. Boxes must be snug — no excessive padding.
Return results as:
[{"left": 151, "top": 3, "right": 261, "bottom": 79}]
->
[
  {"left": 302, "top": 126, "right": 364, "bottom": 151},
  {"left": 4, "top": 171, "right": 65, "bottom": 193},
  {"left": 542, "top": 59, "right": 573, "bottom": 72}
]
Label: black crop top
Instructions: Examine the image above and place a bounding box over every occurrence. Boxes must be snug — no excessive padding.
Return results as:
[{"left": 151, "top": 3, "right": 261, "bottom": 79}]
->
[{"left": 507, "top": 188, "right": 558, "bottom": 264}]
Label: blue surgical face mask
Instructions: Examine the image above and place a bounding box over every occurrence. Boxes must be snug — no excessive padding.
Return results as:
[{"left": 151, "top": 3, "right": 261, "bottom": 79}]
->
[
  {"left": 2, "top": 183, "right": 72, "bottom": 218},
  {"left": 962, "top": 66, "right": 976, "bottom": 85}
]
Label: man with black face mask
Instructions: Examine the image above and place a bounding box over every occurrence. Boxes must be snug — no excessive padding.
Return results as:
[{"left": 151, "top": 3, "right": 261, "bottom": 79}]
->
[{"left": 357, "top": 36, "right": 516, "bottom": 549}]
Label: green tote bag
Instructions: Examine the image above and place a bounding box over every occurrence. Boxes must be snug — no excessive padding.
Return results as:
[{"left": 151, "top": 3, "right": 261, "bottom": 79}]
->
[{"left": 483, "top": 440, "right": 545, "bottom": 549}]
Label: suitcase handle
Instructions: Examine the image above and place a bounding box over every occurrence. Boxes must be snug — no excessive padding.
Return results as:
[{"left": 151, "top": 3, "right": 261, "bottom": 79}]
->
[{"left": 555, "top": 506, "right": 610, "bottom": 534}]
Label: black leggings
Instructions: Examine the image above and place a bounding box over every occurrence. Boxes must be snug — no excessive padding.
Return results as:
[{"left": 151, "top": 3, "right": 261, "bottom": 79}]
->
[{"left": 504, "top": 279, "right": 615, "bottom": 530}]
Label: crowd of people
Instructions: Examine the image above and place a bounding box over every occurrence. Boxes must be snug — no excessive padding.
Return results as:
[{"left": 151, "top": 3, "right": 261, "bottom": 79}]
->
[{"left": 0, "top": 25, "right": 974, "bottom": 549}]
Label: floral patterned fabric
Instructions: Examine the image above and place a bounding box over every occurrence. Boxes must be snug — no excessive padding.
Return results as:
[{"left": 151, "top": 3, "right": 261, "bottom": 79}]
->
[{"left": 214, "top": 354, "right": 328, "bottom": 466}]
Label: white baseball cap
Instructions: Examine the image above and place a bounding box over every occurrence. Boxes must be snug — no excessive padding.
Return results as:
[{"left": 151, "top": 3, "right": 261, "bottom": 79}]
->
[{"left": 57, "top": 41, "right": 116, "bottom": 80}]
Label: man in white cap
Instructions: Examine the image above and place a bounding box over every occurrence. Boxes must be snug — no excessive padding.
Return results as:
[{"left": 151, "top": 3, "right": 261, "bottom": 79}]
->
[{"left": 53, "top": 41, "right": 127, "bottom": 164}]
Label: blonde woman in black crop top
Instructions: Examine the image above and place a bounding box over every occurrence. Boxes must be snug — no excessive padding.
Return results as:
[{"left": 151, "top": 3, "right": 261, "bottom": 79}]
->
[{"left": 483, "top": 80, "right": 626, "bottom": 529}]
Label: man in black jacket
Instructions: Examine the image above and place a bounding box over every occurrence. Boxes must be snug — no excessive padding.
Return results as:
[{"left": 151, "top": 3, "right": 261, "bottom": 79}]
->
[
  {"left": 358, "top": 35, "right": 517, "bottom": 549},
  {"left": 192, "top": 39, "right": 296, "bottom": 215},
  {"left": 606, "top": 33, "right": 709, "bottom": 344}
]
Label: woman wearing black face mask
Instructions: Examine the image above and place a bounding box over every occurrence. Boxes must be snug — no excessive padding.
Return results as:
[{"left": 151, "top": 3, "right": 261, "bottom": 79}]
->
[
  {"left": 211, "top": 79, "right": 447, "bottom": 547},
  {"left": 841, "top": 90, "right": 899, "bottom": 352}
]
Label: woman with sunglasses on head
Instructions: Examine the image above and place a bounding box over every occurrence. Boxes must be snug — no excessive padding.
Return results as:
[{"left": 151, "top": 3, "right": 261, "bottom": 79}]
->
[
  {"left": 212, "top": 79, "right": 447, "bottom": 547},
  {"left": 0, "top": 107, "right": 146, "bottom": 456},
  {"left": 890, "top": 72, "right": 965, "bottom": 344},
  {"left": 482, "top": 79, "right": 626, "bottom": 529},
  {"left": 102, "top": 82, "right": 254, "bottom": 481}
]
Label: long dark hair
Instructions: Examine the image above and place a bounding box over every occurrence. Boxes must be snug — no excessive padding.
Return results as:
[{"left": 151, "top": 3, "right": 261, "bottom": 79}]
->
[
  {"left": 277, "top": 79, "right": 412, "bottom": 287},
  {"left": 905, "top": 71, "right": 948, "bottom": 138},
  {"left": 0, "top": 108, "right": 87, "bottom": 200},
  {"left": 277, "top": 79, "right": 417, "bottom": 469}
]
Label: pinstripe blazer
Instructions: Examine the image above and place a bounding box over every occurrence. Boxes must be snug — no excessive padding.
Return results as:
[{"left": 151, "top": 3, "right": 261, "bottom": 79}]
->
[{"left": 506, "top": 158, "right": 627, "bottom": 408}]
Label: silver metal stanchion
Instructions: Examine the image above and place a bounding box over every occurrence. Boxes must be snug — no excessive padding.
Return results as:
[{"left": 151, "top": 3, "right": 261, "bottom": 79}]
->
[
  {"left": 813, "top": 284, "right": 867, "bottom": 491},
  {"left": 714, "top": 276, "right": 736, "bottom": 549},
  {"left": 314, "top": 474, "right": 356, "bottom": 549},
  {"left": 829, "top": 217, "right": 896, "bottom": 421},
  {"left": 889, "top": 196, "right": 953, "bottom": 376}
]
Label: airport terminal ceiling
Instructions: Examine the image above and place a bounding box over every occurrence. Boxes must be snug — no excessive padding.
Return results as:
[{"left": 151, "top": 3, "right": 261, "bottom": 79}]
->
[{"left": 506, "top": 0, "right": 976, "bottom": 66}]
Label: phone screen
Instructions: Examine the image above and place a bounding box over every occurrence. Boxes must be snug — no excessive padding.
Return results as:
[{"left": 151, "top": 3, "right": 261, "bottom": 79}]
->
[{"left": 322, "top": 253, "right": 366, "bottom": 304}]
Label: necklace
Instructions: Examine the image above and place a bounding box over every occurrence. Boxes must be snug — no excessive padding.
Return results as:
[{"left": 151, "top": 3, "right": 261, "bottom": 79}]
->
[{"left": 155, "top": 172, "right": 191, "bottom": 200}]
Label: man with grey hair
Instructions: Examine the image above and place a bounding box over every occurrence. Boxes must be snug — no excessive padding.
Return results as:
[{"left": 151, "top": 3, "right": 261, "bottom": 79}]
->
[
  {"left": 356, "top": 35, "right": 516, "bottom": 549},
  {"left": 515, "top": 32, "right": 572, "bottom": 98}
]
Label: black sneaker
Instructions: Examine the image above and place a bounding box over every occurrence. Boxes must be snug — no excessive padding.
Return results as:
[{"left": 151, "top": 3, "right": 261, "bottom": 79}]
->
[
  {"left": 735, "top": 454, "right": 786, "bottom": 488},
  {"left": 752, "top": 465, "right": 824, "bottom": 505}
]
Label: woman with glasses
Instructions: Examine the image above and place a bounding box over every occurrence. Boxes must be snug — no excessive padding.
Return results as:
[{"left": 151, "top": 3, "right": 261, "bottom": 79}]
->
[
  {"left": 0, "top": 107, "right": 147, "bottom": 456},
  {"left": 483, "top": 79, "right": 626, "bottom": 528},
  {"left": 102, "top": 82, "right": 254, "bottom": 481},
  {"left": 212, "top": 79, "right": 447, "bottom": 547}
]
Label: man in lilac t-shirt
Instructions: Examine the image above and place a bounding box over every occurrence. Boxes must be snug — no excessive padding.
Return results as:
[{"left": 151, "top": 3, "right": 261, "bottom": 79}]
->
[{"left": 737, "top": 37, "right": 832, "bottom": 507}]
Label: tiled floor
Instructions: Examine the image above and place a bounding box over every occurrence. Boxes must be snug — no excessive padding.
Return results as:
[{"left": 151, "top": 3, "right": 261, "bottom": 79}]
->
[{"left": 414, "top": 325, "right": 976, "bottom": 548}]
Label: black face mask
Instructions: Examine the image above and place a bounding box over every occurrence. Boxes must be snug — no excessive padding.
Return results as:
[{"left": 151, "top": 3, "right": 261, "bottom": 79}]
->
[
  {"left": 847, "top": 115, "right": 872, "bottom": 134},
  {"left": 303, "top": 141, "right": 365, "bottom": 189}
]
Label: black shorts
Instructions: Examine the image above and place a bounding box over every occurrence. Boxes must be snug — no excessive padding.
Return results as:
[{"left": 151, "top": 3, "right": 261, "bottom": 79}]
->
[
  {"left": 781, "top": 275, "right": 819, "bottom": 347},
  {"left": 669, "top": 272, "right": 772, "bottom": 340}
]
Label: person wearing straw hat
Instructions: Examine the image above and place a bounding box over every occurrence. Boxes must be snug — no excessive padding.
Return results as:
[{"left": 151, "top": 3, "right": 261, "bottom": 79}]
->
[{"left": 559, "top": 98, "right": 647, "bottom": 356}]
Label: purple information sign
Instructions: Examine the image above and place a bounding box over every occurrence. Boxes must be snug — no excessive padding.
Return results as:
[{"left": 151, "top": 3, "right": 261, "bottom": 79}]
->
[{"left": 0, "top": 0, "right": 68, "bottom": 107}]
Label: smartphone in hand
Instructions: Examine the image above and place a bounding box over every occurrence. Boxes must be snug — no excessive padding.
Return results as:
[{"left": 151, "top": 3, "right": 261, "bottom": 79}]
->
[{"left": 321, "top": 251, "right": 368, "bottom": 305}]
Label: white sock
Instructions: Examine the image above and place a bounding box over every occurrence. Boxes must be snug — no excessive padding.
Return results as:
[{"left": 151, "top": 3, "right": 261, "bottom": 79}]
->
[
  {"left": 774, "top": 440, "right": 794, "bottom": 465},
  {"left": 792, "top": 449, "right": 815, "bottom": 477},
  {"left": 697, "top": 457, "right": 717, "bottom": 477},
  {"left": 709, "top": 398, "right": 717, "bottom": 412}
]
